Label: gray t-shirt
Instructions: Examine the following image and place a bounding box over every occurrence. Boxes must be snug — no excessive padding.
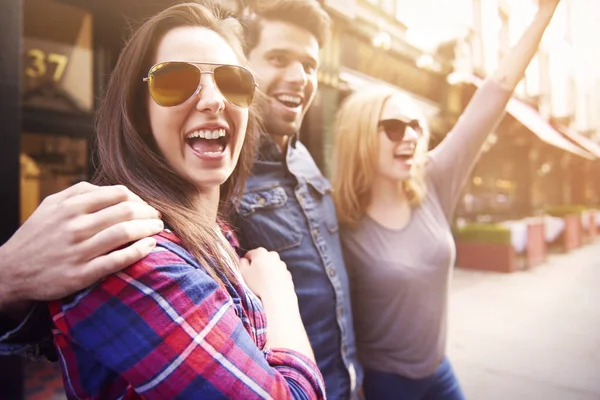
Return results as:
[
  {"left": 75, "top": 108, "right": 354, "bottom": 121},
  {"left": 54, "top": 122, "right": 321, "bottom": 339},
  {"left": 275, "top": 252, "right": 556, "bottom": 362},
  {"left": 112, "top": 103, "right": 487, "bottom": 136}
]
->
[{"left": 340, "top": 79, "right": 511, "bottom": 378}]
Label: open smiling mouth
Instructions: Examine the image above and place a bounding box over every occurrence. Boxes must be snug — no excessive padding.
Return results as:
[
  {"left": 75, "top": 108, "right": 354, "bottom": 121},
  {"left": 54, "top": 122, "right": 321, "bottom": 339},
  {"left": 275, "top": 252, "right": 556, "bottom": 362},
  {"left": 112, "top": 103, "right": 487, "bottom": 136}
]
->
[
  {"left": 394, "top": 151, "right": 415, "bottom": 165},
  {"left": 186, "top": 128, "right": 230, "bottom": 157},
  {"left": 274, "top": 94, "right": 303, "bottom": 109}
]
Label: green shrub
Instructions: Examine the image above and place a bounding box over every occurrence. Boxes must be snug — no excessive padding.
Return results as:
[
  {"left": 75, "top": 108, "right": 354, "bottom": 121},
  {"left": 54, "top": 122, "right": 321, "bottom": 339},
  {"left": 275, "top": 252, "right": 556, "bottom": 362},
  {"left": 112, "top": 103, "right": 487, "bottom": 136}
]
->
[
  {"left": 545, "top": 205, "right": 588, "bottom": 217},
  {"left": 453, "top": 223, "right": 512, "bottom": 245}
]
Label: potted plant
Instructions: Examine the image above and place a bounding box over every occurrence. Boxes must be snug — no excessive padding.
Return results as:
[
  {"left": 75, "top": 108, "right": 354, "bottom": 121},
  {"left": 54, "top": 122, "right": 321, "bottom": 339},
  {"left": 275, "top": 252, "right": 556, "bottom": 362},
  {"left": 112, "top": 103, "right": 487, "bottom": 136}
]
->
[
  {"left": 453, "top": 223, "right": 518, "bottom": 273},
  {"left": 545, "top": 205, "right": 586, "bottom": 252},
  {"left": 524, "top": 217, "right": 546, "bottom": 267},
  {"left": 583, "top": 209, "right": 597, "bottom": 242}
]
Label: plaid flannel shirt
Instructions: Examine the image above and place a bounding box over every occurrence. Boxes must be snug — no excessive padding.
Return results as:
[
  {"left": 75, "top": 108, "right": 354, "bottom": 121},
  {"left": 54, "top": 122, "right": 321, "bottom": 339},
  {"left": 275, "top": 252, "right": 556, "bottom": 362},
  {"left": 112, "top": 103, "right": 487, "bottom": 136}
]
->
[{"left": 48, "top": 227, "right": 326, "bottom": 399}]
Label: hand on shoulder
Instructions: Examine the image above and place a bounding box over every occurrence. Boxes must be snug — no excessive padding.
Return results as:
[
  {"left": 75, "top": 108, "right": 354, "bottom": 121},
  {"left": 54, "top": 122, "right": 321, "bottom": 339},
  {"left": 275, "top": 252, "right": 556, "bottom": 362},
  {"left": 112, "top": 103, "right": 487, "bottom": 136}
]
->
[{"left": 0, "top": 182, "right": 163, "bottom": 307}]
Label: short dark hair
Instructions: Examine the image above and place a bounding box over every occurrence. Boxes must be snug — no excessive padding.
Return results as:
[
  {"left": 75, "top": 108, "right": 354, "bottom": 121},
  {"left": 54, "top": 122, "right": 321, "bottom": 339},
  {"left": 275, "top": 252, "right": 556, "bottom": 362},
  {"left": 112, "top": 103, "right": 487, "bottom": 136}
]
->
[{"left": 241, "top": 0, "right": 331, "bottom": 53}]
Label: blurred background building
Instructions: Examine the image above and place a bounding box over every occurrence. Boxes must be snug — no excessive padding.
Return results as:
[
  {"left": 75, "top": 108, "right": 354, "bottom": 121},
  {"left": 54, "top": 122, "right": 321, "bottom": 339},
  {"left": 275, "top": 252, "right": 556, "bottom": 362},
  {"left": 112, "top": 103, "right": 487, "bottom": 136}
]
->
[
  {"left": 3, "top": 0, "right": 600, "bottom": 233},
  {"left": 315, "top": 0, "right": 600, "bottom": 220}
]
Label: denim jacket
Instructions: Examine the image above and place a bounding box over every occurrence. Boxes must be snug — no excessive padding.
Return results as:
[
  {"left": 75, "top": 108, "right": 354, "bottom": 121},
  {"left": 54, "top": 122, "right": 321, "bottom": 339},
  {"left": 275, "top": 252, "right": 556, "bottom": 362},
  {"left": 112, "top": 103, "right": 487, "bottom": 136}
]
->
[{"left": 233, "top": 135, "right": 363, "bottom": 400}]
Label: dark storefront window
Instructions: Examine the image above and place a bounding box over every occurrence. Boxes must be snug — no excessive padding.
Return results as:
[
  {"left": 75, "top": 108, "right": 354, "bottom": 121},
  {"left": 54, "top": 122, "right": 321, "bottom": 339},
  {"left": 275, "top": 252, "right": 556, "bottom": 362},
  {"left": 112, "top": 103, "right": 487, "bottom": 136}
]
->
[
  {"left": 21, "top": 0, "right": 94, "bottom": 222},
  {"left": 23, "top": 0, "right": 94, "bottom": 114},
  {"left": 20, "top": 133, "right": 88, "bottom": 224}
]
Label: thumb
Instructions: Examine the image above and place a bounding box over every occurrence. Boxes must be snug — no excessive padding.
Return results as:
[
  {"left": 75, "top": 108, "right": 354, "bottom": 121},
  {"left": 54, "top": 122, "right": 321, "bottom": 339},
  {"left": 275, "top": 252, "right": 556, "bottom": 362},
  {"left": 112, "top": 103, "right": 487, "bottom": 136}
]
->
[{"left": 239, "top": 257, "right": 250, "bottom": 270}]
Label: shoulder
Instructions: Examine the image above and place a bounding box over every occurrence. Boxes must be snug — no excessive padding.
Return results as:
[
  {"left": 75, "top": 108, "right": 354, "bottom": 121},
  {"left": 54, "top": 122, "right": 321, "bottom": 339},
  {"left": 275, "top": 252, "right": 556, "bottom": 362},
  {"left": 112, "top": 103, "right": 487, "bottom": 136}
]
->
[
  {"left": 339, "top": 218, "right": 371, "bottom": 246},
  {"left": 52, "top": 231, "right": 230, "bottom": 326},
  {"left": 128, "top": 231, "right": 203, "bottom": 276},
  {"left": 82, "top": 231, "right": 220, "bottom": 305}
]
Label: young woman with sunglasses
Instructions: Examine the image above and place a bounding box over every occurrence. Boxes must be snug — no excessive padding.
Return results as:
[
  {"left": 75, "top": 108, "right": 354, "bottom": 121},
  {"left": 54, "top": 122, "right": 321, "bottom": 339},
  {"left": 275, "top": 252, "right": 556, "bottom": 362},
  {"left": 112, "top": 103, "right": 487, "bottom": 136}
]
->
[
  {"left": 46, "top": 3, "right": 324, "bottom": 399},
  {"left": 332, "top": 1, "right": 561, "bottom": 399}
]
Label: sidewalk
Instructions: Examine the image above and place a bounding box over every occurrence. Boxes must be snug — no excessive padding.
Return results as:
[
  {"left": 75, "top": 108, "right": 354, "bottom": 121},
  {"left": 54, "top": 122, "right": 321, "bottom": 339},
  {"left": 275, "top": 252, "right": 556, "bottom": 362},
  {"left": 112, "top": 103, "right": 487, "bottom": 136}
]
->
[{"left": 448, "top": 241, "right": 600, "bottom": 400}]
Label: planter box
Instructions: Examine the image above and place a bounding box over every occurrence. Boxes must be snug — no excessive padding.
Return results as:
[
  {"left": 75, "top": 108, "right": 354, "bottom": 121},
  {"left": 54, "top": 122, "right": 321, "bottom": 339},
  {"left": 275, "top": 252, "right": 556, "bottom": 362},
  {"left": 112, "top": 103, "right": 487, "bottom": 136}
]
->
[
  {"left": 525, "top": 220, "right": 546, "bottom": 267},
  {"left": 562, "top": 214, "right": 582, "bottom": 252},
  {"left": 586, "top": 212, "right": 597, "bottom": 242},
  {"left": 456, "top": 241, "right": 517, "bottom": 273}
]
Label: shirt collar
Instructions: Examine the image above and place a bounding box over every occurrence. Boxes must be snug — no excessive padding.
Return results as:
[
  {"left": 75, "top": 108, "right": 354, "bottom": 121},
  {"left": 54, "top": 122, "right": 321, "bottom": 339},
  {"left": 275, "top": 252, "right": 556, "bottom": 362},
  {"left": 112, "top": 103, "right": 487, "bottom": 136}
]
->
[{"left": 256, "top": 132, "right": 298, "bottom": 162}]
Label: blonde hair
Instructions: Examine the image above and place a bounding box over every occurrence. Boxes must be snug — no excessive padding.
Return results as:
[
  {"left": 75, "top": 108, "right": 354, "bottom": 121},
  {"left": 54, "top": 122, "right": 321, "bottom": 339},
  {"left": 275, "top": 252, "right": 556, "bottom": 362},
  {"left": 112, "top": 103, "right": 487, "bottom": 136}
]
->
[{"left": 332, "top": 86, "right": 430, "bottom": 228}]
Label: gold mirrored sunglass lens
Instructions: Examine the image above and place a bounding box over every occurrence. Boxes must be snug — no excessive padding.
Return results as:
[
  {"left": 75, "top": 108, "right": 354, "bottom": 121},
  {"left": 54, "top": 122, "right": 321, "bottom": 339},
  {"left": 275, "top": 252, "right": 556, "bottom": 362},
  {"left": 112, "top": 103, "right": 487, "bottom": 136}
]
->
[
  {"left": 214, "top": 65, "right": 255, "bottom": 107},
  {"left": 148, "top": 63, "right": 255, "bottom": 107},
  {"left": 149, "top": 62, "right": 200, "bottom": 107}
]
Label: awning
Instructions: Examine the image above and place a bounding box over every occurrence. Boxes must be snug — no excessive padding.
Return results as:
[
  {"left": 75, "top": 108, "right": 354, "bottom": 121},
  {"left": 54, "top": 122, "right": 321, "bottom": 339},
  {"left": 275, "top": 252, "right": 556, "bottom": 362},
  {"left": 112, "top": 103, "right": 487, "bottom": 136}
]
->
[
  {"left": 464, "top": 75, "right": 595, "bottom": 160},
  {"left": 504, "top": 98, "right": 595, "bottom": 160},
  {"left": 553, "top": 125, "right": 600, "bottom": 159}
]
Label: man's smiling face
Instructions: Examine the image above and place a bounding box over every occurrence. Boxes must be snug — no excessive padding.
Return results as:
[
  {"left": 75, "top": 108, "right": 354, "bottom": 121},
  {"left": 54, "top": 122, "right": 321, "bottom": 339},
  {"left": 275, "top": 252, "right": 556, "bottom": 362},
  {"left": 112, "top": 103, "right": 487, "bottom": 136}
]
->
[{"left": 247, "top": 19, "right": 320, "bottom": 137}]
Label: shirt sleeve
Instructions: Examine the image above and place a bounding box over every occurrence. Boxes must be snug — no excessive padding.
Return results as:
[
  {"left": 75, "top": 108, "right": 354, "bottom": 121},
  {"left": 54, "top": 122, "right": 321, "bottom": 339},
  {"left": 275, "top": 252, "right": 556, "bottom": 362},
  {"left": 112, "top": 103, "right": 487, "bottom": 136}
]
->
[
  {"left": 0, "top": 304, "right": 56, "bottom": 361},
  {"left": 427, "top": 78, "right": 513, "bottom": 220},
  {"left": 50, "top": 246, "right": 325, "bottom": 400}
]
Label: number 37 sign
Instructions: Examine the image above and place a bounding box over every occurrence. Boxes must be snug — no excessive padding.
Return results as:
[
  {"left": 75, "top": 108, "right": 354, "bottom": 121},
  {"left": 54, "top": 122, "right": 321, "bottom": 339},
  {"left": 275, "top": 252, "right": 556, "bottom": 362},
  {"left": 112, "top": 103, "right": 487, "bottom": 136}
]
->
[
  {"left": 25, "top": 48, "right": 69, "bottom": 82},
  {"left": 22, "top": 37, "right": 93, "bottom": 113}
]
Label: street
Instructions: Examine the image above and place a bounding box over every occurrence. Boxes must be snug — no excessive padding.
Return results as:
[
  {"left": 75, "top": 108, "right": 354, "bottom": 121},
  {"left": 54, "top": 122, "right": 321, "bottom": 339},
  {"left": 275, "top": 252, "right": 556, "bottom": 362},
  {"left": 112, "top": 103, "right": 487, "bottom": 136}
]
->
[{"left": 448, "top": 240, "right": 600, "bottom": 400}]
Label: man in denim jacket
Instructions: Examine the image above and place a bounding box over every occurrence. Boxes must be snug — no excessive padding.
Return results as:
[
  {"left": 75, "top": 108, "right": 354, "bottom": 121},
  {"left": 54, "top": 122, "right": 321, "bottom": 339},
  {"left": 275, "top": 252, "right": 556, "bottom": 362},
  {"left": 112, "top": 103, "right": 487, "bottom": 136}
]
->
[
  {"left": 0, "top": 2, "right": 362, "bottom": 398},
  {"left": 233, "top": 3, "right": 362, "bottom": 399}
]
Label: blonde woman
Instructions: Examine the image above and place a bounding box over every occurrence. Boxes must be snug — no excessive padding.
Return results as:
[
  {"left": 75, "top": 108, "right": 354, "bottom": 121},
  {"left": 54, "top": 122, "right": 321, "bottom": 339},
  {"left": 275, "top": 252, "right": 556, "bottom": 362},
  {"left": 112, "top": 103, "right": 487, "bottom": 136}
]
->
[{"left": 332, "top": 1, "right": 561, "bottom": 399}]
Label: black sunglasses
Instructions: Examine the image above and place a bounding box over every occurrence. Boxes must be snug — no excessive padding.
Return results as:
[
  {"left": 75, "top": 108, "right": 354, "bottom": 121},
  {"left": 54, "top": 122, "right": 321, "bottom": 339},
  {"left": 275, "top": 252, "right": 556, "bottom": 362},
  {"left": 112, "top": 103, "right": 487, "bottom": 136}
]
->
[{"left": 378, "top": 118, "right": 423, "bottom": 142}]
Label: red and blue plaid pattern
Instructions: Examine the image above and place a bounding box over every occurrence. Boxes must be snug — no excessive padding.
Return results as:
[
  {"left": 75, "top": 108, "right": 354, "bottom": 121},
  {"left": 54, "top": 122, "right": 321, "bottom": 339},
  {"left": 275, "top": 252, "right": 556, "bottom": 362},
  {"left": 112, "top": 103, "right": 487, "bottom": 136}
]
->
[{"left": 48, "top": 228, "right": 326, "bottom": 399}]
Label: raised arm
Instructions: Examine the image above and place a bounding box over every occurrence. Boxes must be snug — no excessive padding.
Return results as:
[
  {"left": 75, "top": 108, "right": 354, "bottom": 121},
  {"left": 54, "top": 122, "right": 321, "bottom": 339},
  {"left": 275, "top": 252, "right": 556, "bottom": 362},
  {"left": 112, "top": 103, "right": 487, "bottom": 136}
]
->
[
  {"left": 50, "top": 240, "right": 325, "bottom": 399},
  {"left": 492, "top": 0, "right": 561, "bottom": 92},
  {"left": 428, "top": 0, "right": 561, "bottom": 218}
]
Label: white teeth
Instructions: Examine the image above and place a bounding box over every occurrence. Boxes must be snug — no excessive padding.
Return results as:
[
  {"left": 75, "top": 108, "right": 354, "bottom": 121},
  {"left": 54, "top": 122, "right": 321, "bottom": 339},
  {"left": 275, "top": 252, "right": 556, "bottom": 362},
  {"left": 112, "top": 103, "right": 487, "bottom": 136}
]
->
[
  {"left": 275, "top": 94, "right": 302, "bottom": 106},
  {"left": 186, "top": 128, "right": 226, "bottom": 140}
]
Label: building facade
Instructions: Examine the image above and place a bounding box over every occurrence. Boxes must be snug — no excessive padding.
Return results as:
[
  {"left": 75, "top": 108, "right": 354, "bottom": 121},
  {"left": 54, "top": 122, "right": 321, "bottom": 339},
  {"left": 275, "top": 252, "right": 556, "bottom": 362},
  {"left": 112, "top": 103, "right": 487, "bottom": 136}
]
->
[{"left": 450, "top": 0, "right": 600, "bottom": 220}]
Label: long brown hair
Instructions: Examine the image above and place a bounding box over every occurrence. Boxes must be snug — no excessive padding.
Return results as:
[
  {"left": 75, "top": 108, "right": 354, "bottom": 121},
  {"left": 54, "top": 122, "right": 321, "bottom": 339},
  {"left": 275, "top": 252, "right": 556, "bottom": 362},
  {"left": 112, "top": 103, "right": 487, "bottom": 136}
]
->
[{"left": 93, "top": 2, "right": 261, "bottom": 283}]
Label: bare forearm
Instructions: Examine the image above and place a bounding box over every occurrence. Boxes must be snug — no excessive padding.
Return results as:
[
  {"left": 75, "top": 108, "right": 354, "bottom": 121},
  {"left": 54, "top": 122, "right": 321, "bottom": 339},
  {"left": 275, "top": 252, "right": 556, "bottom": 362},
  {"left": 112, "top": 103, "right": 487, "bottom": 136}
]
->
[
  {"left": 492, "top": 4, "right": 558, "bottom": 90},
  {"left": 0, "top": 245, "right": 18, "bottom": 309},
  {"left": 0, "top": 248, "right": 33, "bottom": 318},
  {"left": 262, "top": 295, "right": 315, "bottom": 362}
]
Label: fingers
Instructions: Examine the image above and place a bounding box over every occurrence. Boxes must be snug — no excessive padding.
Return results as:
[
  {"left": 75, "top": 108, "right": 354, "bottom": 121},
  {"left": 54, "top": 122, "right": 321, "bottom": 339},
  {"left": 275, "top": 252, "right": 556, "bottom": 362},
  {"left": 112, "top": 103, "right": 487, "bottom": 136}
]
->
[
  {"left": 238, "top": 257, "right": 250, "bottom": 269},
  {"left": 79, "top": 218, "right": 164, "bottom": 261},
  {"left": 71, "top": 201, "right": 161, "bottom": 243},
  {"left": 64, "top": 185, "right": 147, "bottom": 215},
  {"left": 243, "top": 247, "right": 268, "bottom": 261},
  {"left": 79, "top": 237, "right": 158, "bottom": 286},
  {"left": 43, "top": 181, "right": 99, "bottom": 204}
]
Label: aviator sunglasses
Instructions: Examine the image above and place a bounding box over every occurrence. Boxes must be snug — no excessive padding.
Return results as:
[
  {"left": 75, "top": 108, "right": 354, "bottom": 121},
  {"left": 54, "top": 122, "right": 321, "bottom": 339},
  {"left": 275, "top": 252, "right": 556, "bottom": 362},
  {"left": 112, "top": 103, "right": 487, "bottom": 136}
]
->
[
  {"left": 378, "top": 118, "right": 423, "bottom": 142},
  {"left": 143, "top": 61, "right": 257, "bottom": 108}
]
